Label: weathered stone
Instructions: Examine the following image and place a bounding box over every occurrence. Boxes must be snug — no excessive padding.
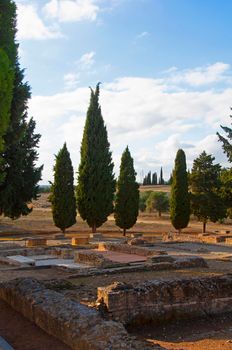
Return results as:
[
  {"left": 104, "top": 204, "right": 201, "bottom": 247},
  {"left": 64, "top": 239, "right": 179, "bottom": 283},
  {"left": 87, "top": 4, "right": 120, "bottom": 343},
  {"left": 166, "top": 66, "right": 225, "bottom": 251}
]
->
[
  {"left": 146, "top": 255, "right": 175, "bottom": 264},
  {"left": 98, "top": 274, "right": 232, "bottom": 326},
  {"left": 128, "top": 238, "right": 145, "bottom": 246},
  {"left": 72, "top": 236, "right": 89, "bottom": 246},
  {"left": 74, "top": 251, "right": 119, "bottom": 268},
  {"left": 98, "top": 242, "right": 155, "bottom": 256},
  {"left": 0, "top": 278, "right": 159, "bottom": 350},
  {"left": 26, "top": 238, "right": 47, "bottom": 247}
]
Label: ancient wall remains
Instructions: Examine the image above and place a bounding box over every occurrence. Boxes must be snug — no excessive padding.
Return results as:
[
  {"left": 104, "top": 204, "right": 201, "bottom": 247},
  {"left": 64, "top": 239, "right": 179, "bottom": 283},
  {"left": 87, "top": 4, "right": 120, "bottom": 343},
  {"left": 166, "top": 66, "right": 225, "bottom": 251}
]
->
[
  {"left": 0, "top": 278, "right": 157, "bottom": 350},
  {"left": 98, "top": 274, "right": 232, "bottom": 325},
  {"left": 74, "top": 250, "right": 121, "bottom": 268},
  {"left": 98, "top": 242, "right": 155, "bottom": 256}
]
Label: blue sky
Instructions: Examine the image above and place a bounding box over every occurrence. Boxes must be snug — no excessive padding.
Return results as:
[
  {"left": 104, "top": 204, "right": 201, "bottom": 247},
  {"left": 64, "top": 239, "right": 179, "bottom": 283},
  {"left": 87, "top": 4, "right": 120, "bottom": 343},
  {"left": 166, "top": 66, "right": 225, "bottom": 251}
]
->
[{"left": 15, "top": 0, "right": 232, "bottom": 183}]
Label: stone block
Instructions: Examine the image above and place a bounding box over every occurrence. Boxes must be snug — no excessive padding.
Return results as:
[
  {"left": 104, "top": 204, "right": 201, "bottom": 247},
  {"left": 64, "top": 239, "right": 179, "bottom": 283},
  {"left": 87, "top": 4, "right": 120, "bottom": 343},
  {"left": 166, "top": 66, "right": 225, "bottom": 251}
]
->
[
  {"left": 71, "top": 236, "right": 89, "bottom": 246},
  {"left": 26, "top": 238, "right": 47, "bottom": 247},
  {"left": 128, "top": 238, "right": 145, "bottom": 246},
  {"left": 146, "top": 255, "right": 175, "bottom": 264},
  {"left": 74, "top": 250, "right": 117, "bottom": 268}
]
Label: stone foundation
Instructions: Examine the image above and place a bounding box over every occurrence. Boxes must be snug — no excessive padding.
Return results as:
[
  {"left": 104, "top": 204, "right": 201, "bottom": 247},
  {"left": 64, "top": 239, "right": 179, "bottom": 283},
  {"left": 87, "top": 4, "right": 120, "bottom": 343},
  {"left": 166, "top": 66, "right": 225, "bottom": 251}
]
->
[
  {"left": 163, "top": 231, "right": 232, "bottom": 244},
  {"left": 98, "top": 242, "right": 155, "bottom": 256},
  {"left": 98, "top": 274, "right": 232, "bottom": 326},
  {"left": 26, "top": 238, "right": 47, "bottom": 247},
  {"left": 74, "top": 250, "right": 120, "bottom": 268},
  {"left": 0, "top": 278, "right": 158, "bottom": 350}
]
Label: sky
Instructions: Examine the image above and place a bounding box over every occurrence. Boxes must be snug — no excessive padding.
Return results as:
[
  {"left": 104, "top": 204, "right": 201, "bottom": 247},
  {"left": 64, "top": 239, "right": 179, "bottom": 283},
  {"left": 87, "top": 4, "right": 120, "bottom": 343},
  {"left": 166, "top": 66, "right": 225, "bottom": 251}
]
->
[{"left": 15, "top": 0, "right": 232, "bottom": 184}]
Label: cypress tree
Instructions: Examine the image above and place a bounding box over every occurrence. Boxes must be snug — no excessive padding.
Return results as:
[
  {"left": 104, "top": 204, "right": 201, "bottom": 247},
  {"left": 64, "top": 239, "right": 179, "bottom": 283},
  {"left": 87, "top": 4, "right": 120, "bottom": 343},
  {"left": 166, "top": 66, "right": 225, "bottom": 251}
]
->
[
  {"left": 0, "top": 49, "right": 14, "bottom": 152},
  {"left": 76, "top": 83, "right": 115, "bottom": 233},
  {"left": 147, "top": 171, "right": 151, "bottom": 185},
  {"left": 170, "top": 149, "right": 190, "bottom": 233},
  {"left": 217, "top": 110, "right": 232, "bottom": 162},
  {"left": 159, "top": 167, "right": 164, "bottom": 185},
  {"left": 0, "top": 49, "right": 14, "bottom": 184},
  {"left": 50, "top": 143, "right": 76, "bottom": 233},
  {"left": 0, "top": 0, "right": 43, "bottom": 219},
  {"left": 152, "top": 172, "right": 157, "bottom": 185},
  {"left": 114, "top": 147, "right": 139, "bottom": 236}
]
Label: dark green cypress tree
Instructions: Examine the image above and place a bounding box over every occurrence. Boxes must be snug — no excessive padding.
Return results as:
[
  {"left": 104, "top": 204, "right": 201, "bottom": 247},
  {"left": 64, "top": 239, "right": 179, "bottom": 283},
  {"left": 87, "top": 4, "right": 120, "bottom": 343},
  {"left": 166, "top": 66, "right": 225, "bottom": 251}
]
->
[
  {"left": 147, "top": 171, "right": 151, "bottom": 185},
  {"left": 76, "top": 83, "right": 115, "bottom": 233},
  {"left": 50, "top": 143, "right": 76, "bottom": 233},
  {"left": 170, "top": 149, "right": 190, "bottom": 233},
  {"left": 152, "top": 172, "right": 157, "bottom": 185},
  {"left": 0, "top": 49, "right": 14, "bottom": 152},
  {"left": 114, "top": 146, "right": 139, "bottom": 236},
  {"left": 159, "top": 167, "right": 164, "bottom": 185},
  {"left": 0, "top": 0, "right": 43, "bottom": 219}
]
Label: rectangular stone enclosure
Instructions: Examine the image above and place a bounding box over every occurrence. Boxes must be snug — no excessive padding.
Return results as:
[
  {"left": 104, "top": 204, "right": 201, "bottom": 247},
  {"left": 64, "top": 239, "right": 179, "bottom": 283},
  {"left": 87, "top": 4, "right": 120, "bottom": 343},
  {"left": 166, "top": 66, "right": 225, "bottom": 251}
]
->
[{"left": 98, "top": 274, "right": 232, "bottom": 325}]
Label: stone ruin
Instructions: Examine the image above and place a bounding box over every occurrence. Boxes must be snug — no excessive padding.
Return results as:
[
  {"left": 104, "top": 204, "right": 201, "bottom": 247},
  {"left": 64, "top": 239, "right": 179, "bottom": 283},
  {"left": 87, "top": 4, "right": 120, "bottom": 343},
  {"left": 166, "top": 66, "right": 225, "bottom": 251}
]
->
[
  {"left": 97, "top": 274, "right": 232, "bottom": 325},
  {"left": 2, "top": 274, "right": 232, "bottom": 349},
  {"left": 0, "top": 278, "right": 159, "bottom": 350},
  {"left": 163, "top": 230, "right": 232, "bottom": 244}
]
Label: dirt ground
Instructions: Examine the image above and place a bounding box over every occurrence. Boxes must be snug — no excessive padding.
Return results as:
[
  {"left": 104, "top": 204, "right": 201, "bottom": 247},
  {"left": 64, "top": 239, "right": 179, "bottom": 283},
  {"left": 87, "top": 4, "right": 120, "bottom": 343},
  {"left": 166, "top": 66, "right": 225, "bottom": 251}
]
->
[
  {"left": 0, "top": 192, "right": 231, "bottom": 237},
  {"left": 0, "top": 299, "right": 70, "bottom": 350},
  {"left": 0, "top": 192, "right": 232, "bottom": 350}
]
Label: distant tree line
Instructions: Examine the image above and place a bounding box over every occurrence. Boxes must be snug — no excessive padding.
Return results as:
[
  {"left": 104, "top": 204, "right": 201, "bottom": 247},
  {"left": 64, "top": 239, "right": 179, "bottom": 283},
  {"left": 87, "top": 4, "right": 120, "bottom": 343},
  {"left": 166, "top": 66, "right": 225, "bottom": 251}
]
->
[{"left": 142, "top": 168, "right": 172, "bottom": 185}]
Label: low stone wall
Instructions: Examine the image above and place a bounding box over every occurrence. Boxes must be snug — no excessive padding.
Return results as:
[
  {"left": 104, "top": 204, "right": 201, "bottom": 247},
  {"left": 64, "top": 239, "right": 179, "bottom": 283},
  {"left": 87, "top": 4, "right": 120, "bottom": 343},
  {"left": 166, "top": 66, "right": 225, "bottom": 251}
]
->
[
  {"left": 0, "top": 278, "right": 158, "bottom": 350},
  {"left": 98, "top": 242, "right": 155, "bottom": 256},
  {"left": 162, "top": 232, "right": 200, "bottom": 243},
  {"left": 98, "top": 274, "right": 232, "bottom": 325},
  {"left": 163, "top": 232, "right": 232, "bottom": 244},
  {"left": 74, "top": 250, "right": 121, "bottom": 268}
]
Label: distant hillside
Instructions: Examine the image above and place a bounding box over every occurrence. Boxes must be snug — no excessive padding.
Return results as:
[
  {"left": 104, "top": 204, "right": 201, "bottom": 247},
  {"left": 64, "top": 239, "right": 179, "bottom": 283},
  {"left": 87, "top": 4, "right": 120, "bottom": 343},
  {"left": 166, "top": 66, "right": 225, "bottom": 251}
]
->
[{"left": 139, "top": 185, "right": 171, "bottom": 193}]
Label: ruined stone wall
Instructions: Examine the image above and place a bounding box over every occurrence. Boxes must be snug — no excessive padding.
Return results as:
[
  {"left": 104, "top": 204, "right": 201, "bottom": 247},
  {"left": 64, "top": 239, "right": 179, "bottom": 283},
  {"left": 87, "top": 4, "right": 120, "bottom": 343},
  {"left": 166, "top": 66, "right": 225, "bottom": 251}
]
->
[
  {"left": 0, "top": 278, "right": 157, "bottom": 350},
  {"left": 74, "top": 250, "right": 121, "bottom": 268},
  {"left": 98, "top": 274, "right": 232, "bottom": 325},
  {"left": 98, "top": 242, "right": 155, "bottom": 256}
]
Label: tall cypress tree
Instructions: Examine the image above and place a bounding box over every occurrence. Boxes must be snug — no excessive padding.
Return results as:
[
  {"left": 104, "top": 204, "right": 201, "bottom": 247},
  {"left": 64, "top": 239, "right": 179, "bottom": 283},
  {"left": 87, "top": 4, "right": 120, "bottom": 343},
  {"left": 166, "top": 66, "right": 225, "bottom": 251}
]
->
[
  {"left": 50, "top": 143, "right": 76, "bottom": 233},
  {"left": 170, "top": 149, "right": 190, "bottom": 233},
  {"left": 0, "top": 49, "right": 14, "bottom": 184},
  {"left": 152, "top": 172, "right": 157, "bottom": 185},
  {"left": 0, "top": 0, "right": 42, "bottom": 219},
  {"left": 159, "top": 167, "right": 164, "bottom": 184},
  {"left": 114, "top": 147, "right": 139, "bottom": 236},
  {"left": 0, "top": 49, "right": 14, "bottom": 152},
  {"left": 76, "top": 83, "right": 115, "bottom": 233}
]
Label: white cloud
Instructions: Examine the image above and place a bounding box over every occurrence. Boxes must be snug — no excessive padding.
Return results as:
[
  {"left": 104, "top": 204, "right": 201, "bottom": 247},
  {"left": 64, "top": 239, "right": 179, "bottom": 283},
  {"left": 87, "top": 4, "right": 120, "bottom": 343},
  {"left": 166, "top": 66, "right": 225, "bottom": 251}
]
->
[
  {"left": 136, "top": 31, "right": 149, "bottom": 39},
  {"left": 17, "top": 3, "right": 62, "bottom": 40},
  {"left": 168, "top": 62, "right": 231, "bottom": 86},
  {"left": 29, "top": 63, "right": 232, "bottom": 183},
  {"left": 64, "top": 72, "right": 80, "bottom": 90},
  {"left": 43, "top": 0, "right": 99, "bottom": 23},
  {"left": 78, "top": 51, "right": 96, "bottom": 69}
]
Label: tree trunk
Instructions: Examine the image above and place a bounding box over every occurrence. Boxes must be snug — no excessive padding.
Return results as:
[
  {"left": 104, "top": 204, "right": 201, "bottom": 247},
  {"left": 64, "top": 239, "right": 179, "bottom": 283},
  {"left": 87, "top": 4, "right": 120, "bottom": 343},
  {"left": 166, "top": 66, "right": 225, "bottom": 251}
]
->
[
  {"left": 178, "top": 228, "right": 182, "bottom": 234},
  {"left": 62, "top": 228, "right": 65, "bottom": 233},
  {"left": 123, "top": 228, "right": 126, "bottom": 236},
  {"left": 203, "top": 221, "right": 206, "bottom": 233},
  {"left": 158, "top": 211, "right": 161, "bottom": 217},
  {"left": 92, "top": 223, "right": 96, "bottom": 233}
]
